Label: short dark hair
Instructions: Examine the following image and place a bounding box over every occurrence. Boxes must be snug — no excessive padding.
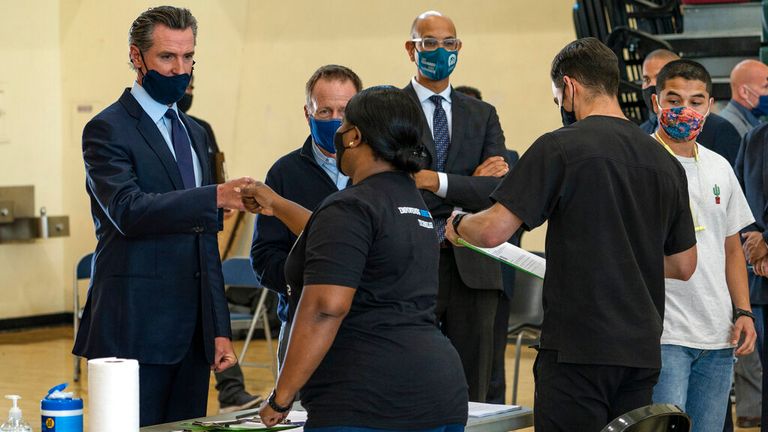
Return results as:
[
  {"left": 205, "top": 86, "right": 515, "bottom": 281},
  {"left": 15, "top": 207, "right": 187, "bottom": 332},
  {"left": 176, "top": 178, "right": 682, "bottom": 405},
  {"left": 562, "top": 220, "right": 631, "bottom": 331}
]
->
[
  {"left": 550, "top": 37, "right": 619, "bottom": 96},
  {"left": 454, "top": 85, "right": 482, "bottom": 100},
  {"left": 344, "top": 86, "right": 429, "bottom": 174},
  {"left": 129, "top": 6, "right": 197, "bottom": 69},
  {"left": 305, "top": 65, "right": 363, "bottom": 108},
  {"left": 656, "top": 59, "right": 712, "bottom": 95}
]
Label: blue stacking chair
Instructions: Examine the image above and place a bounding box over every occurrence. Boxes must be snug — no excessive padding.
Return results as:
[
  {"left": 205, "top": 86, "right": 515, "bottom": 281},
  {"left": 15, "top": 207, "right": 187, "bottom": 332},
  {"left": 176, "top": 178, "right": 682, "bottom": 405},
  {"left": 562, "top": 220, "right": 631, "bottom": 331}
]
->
[
  {"left": 72, "top": 252, "right": 93, "bottom": 382},
  {"left": 221, "top": 257, "right": 276, "bottom": 380}
]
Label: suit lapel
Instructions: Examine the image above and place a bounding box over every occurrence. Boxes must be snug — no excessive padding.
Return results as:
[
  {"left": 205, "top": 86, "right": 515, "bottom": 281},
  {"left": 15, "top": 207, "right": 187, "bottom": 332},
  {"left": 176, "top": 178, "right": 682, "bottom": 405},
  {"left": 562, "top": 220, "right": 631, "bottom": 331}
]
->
[
  {"left": 404, "top": 83, "right": 437, "bottom": 169},
  {"left": 120, "top": 90, "right": 185, "bottom": 190},
  {"left": 446, "top": 91, "right": 466, "bottom": 170},
  {"left": 762, "top": 137, "right": 768, "bottom": 215}
]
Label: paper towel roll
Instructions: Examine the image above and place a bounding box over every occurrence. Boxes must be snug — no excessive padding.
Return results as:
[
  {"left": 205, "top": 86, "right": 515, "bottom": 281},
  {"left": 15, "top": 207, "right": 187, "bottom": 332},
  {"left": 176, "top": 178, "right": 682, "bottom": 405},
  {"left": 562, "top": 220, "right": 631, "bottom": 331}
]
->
[{"left": 87, "top": 357, "right": 140, "bottom": 432}]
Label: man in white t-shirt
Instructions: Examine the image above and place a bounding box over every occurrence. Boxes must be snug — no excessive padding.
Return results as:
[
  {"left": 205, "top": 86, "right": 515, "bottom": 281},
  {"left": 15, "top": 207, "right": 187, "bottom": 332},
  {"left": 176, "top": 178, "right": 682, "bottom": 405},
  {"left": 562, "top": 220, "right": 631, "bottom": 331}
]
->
[{"left": 650, "top": 59, "right": 757, "bottom": 431}]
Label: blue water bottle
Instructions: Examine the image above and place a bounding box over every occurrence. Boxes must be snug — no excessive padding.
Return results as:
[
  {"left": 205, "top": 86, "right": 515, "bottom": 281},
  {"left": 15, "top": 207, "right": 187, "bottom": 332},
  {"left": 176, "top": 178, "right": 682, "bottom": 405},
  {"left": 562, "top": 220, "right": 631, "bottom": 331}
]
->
[{"left": 40, "top": 384, "right": 82, "bottom": 432}]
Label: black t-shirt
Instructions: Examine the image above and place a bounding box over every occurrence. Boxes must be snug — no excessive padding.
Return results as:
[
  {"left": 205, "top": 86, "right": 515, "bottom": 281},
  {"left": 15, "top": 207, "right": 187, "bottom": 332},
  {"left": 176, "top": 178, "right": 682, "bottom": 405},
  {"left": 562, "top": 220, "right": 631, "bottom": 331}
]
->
[
  {"left": 492, "top": 116, "right": 696, "bottom": 369},
  {"left": 284, "top": 171, "right": 468, "bottom": 429}
]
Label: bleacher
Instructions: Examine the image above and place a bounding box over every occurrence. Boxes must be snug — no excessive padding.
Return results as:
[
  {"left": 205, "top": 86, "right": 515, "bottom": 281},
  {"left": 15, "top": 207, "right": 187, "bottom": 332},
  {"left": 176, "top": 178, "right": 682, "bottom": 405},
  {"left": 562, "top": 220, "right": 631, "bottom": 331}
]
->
[{"left": 574, "top": 0, "right": 765, "bottom": 123}]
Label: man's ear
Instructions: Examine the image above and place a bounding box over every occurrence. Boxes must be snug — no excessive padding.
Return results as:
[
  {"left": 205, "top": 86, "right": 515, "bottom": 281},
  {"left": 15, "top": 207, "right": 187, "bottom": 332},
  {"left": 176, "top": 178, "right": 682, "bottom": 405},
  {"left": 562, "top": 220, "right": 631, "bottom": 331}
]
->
[
  {"left": 405, "top": 41, "right": 416, "bottom": 62},
  {"left": 651, "top": 93, "right": 660, "bottom": 116},
  {"left": 304, "top": 105, "right": 310, "bottom": 123},
  {"left": 129, "top": 45, "right": 142, "bottom": 70}
]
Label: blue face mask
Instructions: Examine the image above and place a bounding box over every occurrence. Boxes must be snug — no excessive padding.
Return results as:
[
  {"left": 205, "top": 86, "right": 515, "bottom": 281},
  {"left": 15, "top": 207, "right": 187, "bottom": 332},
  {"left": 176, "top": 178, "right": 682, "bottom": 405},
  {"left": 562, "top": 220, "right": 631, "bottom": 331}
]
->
[
  {"left": 139, "top": 52, "right": 192, "bottom": 105},
  {"left": 309, "top": 116, "right": 342, "bottom": 154},
  {"left": 750, "top": 94, "right": 768, "bottom": 117},
  {"left": 415, "top": 48, "right": 458, "bottom": 81}
]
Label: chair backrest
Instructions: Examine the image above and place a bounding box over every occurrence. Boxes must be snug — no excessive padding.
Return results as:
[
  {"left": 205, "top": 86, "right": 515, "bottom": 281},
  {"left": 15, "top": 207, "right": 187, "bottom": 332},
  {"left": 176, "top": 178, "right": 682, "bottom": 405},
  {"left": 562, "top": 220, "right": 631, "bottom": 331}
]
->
[
  {"left": 221, "top": 257, "right": 261, "bottom": 288},
  {"left": 601, "top": 404, "right": 691, "bottom": 432},
  {"left": 507, "top": 269, "right": 544, "bottom": 332},
  {"left": 75, "top": 253, "right": 94, "bottom": 280}
]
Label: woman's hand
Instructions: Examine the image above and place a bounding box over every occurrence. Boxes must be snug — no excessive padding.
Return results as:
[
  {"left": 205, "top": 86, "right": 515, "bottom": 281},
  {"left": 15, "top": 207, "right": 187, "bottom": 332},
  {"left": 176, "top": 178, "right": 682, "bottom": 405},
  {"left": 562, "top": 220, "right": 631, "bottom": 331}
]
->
[
  {"left": 241, "top": 182, "right": 279, "bottom": 216},
  {"left": 259, "top": 391, "right": 291, "bottom": 427}
]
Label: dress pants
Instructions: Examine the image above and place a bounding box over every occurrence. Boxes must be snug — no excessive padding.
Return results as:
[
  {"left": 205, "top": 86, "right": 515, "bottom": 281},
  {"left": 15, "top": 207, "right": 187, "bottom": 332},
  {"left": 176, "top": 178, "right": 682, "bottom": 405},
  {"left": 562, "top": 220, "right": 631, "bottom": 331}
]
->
[
  {"left": 534, "top": 349, "right": 659, "bottom": 432},
  {"left": 486, "top": 291, "right": 511, "bottom": 404},
  {"left": 436, "top": 247, "right": 499, "bottom": 402},
  {"left": 139, "top": 323, "right": 210, "bottom": 427}
]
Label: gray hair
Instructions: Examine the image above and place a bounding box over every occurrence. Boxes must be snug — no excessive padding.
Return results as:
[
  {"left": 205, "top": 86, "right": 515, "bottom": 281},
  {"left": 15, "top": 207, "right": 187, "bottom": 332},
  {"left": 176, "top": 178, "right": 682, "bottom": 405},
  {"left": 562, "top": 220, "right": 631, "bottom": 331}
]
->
[
  {"left": 128, "top": 6, "right": 197, "bottom": 70},
  {"left": 305, "top": 65, "right": 363, "bottom": 113}
]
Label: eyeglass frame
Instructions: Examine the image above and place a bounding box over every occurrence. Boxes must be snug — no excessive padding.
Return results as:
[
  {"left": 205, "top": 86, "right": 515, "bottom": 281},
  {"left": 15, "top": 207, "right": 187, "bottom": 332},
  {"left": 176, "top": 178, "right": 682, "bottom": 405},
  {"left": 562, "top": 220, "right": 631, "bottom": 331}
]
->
[{"left": 410, "top": 37, "right": 462, "bottom": 52}]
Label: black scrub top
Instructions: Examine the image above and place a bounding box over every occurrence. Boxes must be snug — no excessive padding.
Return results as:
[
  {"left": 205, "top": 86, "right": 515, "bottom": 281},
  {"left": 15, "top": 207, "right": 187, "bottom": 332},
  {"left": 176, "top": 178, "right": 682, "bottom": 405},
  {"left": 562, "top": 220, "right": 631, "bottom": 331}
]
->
[{"left": 284, "top": 170, "right": 468, "bottom": 430}]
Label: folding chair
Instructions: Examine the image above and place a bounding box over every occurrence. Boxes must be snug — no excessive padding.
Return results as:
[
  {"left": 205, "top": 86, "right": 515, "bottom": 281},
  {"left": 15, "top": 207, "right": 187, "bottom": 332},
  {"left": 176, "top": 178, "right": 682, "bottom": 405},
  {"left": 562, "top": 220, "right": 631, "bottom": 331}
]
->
[
  {"left": 221, "top": 257, "right": 276, "bottom": 380},
  {"left": 73, "top": 252, "right": 93, "bottom": 382},
  {"left": 507, "top": 268, "right": 544, "bottom": 404}
]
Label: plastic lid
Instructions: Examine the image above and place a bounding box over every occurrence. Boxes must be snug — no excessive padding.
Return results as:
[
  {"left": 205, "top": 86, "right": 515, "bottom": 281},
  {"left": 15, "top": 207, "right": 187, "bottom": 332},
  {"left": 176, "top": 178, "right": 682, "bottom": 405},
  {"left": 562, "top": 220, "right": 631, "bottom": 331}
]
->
[{"left": 40, "top": 397, "right": 82, "bottom": 410}]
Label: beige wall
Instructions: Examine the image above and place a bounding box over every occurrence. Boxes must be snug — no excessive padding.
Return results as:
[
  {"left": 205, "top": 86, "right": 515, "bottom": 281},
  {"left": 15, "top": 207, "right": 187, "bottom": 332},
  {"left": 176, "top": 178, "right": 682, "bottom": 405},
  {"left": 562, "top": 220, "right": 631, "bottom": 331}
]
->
[{"left": 0, "top": 0, "right": 574, "bottom": 319}]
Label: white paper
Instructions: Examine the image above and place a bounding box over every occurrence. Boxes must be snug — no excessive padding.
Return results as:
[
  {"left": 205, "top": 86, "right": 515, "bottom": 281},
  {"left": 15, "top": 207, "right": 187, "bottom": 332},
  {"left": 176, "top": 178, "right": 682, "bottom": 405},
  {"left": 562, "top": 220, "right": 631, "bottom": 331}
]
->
[
  {"left": 458, "top": 239, "right": 545, "bottom": 279},
  {"left": 88, "top": 357, "right": 140, "bottom": 432},
  {"left": 468, "top": 401, "right": 522, "bottom": 418}
]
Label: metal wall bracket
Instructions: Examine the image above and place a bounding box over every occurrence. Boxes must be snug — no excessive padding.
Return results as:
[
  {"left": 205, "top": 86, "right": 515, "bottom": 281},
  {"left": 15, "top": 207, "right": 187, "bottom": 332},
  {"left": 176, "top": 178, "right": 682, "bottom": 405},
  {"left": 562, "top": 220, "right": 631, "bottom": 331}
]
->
[{"left": 0, "top": 185, "right": 70, "bottom": 244}]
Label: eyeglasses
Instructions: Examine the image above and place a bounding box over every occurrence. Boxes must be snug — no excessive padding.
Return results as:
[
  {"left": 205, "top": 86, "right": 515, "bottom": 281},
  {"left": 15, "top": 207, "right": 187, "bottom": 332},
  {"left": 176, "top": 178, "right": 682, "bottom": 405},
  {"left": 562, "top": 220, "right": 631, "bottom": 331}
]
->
[{"left": 411, "top": 37, "right": 461, "bottom": 51}]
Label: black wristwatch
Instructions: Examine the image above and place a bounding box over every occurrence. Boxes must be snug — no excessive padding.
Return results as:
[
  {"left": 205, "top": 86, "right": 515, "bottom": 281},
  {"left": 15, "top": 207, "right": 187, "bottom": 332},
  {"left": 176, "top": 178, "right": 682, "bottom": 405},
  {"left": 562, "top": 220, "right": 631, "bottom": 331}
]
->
[
  {"left": 452, "top": 212, "right": 467, "bottom": 237},
  {"left": 733, "top": 308, "right": 756, "bottom": 324},
  {"left": 267, "top": 390, "right": 292, "bottom": 413}
]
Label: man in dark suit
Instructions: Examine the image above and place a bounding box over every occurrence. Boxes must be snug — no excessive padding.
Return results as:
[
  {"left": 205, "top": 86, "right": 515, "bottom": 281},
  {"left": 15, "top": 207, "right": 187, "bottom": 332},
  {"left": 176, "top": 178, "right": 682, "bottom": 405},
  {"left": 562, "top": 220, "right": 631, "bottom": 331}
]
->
[
  {"left": 403, "top": 10, "right": 508, "bottom": 402},
  {"left": 72, "top": 6, "right": 250, "bottom": 426},
  {"left": 640, "top": 49, "right": 742, "bottom": 165},
  {"left": 735, "top": 124, "right": 768, "bottom": 429}
]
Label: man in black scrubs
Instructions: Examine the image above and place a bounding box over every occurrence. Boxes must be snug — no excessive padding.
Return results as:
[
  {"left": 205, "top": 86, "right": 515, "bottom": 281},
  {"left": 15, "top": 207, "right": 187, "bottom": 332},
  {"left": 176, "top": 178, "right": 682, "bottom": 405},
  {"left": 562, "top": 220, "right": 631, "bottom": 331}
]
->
[{"left": 446, "top": 37, "right": 698, "bottom": 431}]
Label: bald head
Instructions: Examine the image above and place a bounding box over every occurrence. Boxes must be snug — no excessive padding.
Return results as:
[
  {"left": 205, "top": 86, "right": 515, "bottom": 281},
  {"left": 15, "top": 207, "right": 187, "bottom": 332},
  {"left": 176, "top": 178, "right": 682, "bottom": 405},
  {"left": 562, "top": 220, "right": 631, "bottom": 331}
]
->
[
  {"left": 642, "top": 49, "right": 680, "bottom": 89},
  {"left": 410, "top": 10, "right": 457, "bottom": 39},
  {"left": 730, "top": 59, "right": 768, "bottom": 108}
]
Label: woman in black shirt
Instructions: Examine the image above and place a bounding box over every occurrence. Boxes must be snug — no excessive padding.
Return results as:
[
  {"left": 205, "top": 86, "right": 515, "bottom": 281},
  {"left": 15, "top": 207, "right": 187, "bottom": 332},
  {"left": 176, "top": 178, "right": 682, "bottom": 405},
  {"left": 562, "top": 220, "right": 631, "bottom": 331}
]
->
[{"left": 244, "top": 86, "right": 468, "bottom": 431}]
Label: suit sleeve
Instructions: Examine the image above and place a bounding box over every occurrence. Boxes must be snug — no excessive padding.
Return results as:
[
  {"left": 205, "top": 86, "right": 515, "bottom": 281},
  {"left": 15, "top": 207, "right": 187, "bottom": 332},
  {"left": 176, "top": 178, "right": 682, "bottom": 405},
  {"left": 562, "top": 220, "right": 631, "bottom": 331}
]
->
[
  {"left": 250, "top": 168, "right": 292, "bottom": 295},
  {"left": 83, "top": 117, "right": 219, "bottom": 237},
  {"left": 442, "top": 104, "right": 507, "bottom": 211},
  {"left": 735, "top": 130, "right": 763, "bottom": 235}
]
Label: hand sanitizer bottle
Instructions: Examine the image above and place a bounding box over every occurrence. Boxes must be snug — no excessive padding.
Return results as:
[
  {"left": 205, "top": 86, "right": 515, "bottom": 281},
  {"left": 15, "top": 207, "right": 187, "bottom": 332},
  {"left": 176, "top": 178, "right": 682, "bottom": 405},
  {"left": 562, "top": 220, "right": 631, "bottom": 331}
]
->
[{"left": 0, "top": 395, "right": 32, "bottom": 432}]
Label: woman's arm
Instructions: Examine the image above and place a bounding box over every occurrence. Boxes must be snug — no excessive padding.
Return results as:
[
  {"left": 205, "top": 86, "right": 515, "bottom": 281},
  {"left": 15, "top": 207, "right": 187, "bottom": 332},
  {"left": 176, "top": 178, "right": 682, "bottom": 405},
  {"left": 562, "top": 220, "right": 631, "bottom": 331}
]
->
[{"left": 259, "top": 284, "right": 355, "bottom": 426}]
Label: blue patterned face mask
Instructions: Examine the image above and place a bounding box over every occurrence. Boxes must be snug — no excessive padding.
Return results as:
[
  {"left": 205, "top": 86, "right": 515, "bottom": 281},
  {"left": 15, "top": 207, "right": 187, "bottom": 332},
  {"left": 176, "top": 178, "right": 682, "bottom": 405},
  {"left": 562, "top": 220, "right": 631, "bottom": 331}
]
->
[
  {"left": 309, "top": 117, "right": 342, "bottom": 154},
  {"left": 416, "top": 48, "right": 458, "bottom": 81}
]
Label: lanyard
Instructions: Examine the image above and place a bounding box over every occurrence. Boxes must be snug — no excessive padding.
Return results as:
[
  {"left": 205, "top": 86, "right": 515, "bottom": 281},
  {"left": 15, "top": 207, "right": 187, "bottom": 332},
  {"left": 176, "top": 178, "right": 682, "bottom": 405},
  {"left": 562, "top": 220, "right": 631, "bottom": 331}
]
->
[{"left": 653, "top": 132, "right": 705, "bottom": 232}]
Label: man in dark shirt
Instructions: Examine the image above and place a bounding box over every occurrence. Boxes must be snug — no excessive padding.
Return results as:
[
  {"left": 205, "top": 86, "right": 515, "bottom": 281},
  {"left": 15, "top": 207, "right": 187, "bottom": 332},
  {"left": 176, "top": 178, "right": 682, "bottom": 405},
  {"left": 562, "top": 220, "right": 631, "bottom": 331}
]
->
[
  {"left": 250, "top": 64, "right": 361, "bottom": 367},
  {"left": 446, "top": 37, "right": 698, "bottom": 431},
  {"left": 640, "top": 49, "right": 742, "bottom": 165}
]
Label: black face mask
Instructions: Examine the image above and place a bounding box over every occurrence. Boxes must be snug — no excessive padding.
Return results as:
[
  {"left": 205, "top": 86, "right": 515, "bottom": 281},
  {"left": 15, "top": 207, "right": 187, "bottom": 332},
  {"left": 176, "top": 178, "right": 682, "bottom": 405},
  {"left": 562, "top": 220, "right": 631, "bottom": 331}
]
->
[
  {"left": 559, "top": 81, "right": 578, "bottom": 127},
  {"left": 642, "top": 85, "right": 656, "bottom": 119},
  {"left": 333, "top": 127, "right": 356, "bottom": 176},
  {"left": 177, "top": 93, "right": 193, "bottom": 113}
]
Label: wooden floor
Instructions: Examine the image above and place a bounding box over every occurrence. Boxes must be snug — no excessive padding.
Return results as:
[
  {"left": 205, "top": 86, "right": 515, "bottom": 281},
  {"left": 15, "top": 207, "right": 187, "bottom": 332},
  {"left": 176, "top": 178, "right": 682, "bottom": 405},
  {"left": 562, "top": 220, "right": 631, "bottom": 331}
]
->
[{"left": 0, "top": 326, "right": 756, "bottom": 431}]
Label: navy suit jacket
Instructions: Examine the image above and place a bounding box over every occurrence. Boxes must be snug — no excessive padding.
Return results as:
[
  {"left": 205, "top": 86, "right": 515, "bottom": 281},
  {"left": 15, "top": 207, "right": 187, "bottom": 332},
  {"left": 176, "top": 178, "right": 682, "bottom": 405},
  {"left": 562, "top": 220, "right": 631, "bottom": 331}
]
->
[
  {"left": 404, "top": 83, "right": 506, "bottom": 291},
  {"left": 73, "top": 89, "right": 231, "bottom": 364},
  {"left": 735, "top": 122, "right": 768, "bottom": 304}
]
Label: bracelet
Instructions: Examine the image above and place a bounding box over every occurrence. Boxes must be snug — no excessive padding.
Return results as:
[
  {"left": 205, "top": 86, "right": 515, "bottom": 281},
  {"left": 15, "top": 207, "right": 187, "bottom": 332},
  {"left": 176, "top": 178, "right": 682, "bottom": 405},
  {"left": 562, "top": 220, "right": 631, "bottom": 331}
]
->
[
  {"left": 267, "top": 390, "right": 292, "bottom": 413},
  {"left": 733, "top": 308, "right": 756, "bottom": 324},
  {"left": 452, "top": 213, "right": 467, "bottom": 237}
]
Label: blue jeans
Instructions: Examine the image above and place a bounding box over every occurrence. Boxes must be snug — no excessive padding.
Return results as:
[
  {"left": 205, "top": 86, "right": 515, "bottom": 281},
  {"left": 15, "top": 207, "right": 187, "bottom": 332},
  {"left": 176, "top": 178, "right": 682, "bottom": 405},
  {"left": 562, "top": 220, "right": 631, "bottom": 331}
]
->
[{"left": 652, "top": 345, "right": 734, "bottom": 432}]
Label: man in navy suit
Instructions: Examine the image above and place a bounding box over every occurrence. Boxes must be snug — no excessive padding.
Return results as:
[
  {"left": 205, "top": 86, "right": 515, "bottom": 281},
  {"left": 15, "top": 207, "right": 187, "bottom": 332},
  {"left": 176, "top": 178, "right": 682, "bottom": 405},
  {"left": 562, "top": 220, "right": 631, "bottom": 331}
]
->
[
  {"left": 403, "top": 11, "right": 508, "bottom": 402},
  {"left": 735, "top": 123, "right": 768, "bottom": 429},
  {"left": 72, "top": 6, "right": 251, "bottom": 426}
]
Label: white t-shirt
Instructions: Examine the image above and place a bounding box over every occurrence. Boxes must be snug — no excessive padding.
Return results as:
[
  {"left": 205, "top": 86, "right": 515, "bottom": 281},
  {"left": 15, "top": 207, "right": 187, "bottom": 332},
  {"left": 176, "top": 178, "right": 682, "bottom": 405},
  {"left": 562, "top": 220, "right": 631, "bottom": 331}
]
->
[{"left": 661, "top": 145, "right": 755, "bottom": 349}]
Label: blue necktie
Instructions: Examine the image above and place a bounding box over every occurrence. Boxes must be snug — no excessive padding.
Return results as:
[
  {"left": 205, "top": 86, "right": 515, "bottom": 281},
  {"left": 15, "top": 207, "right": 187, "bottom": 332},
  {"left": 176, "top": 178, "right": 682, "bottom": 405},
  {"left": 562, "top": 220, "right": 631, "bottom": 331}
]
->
[
  {"left": 430, "top": 95, "right": 450, "bottom": 241},
  {"left": 164, "top": 109, "right": 196, "bottom": 189}
]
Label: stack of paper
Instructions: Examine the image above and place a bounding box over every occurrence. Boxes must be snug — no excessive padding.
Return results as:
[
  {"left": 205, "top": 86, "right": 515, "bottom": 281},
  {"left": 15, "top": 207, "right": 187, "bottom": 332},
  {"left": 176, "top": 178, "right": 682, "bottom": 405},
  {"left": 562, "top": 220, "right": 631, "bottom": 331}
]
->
[
  {"left": 458, "top": 239, "right": 545, "bottom": 279},
  {"left": 468, "top": 402, "right": 522, "bottom": 418}
]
